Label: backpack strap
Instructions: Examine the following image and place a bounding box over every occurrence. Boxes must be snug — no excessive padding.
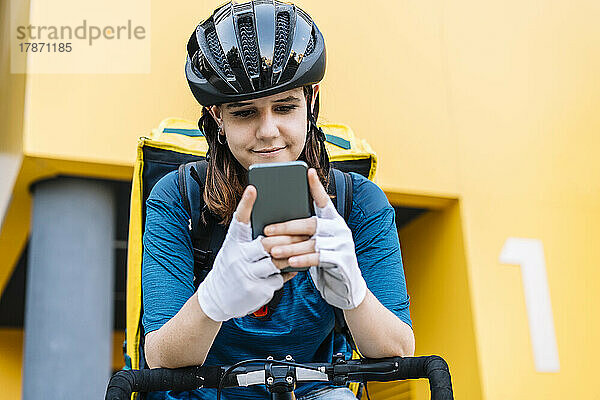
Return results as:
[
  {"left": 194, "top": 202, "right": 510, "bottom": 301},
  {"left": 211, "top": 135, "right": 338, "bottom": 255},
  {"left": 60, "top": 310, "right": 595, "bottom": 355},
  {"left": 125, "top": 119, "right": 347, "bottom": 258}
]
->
[
  {"left": 177, "top": 163, "right": 192, "bottom": 230},
  {"left": 177, "top": 160, "right": 217, "bottom": 287},
  {"left": 330, "top": 169, "right": 360, "bottom": 356},
  {"left": 191, "top": 161, "right": 227, "bottom": 288},
  {"left": 330, "top": 169, "right": 362, "bottom": 398},
  {"left": 343, "top": 172, "right": 353, "bottom": 221}
]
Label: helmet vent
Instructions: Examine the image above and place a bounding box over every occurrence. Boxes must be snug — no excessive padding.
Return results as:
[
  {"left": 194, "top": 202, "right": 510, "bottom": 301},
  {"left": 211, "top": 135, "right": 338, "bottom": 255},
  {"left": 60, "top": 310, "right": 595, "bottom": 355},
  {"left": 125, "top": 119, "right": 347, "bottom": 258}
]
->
[
  {"left": 213, "top": 6, "right": 231, "bottom": 25},
  {"left": 296, "top": 7, "right": 312, "bottom": 25},
  {"left": 273, "top": 11, "right": 290, "bottom": 70},
  {"left": 233, "top": 1, "right": 253, "bottom": 13},
  {"left": 238, "top": 16, "right": 260, "bottom": 77},
  {"left": 305, "top": 28, "right": 316, "bottom": 56},
  {"left": 206, "top": 28, "right": 234, "bottom": 78}
]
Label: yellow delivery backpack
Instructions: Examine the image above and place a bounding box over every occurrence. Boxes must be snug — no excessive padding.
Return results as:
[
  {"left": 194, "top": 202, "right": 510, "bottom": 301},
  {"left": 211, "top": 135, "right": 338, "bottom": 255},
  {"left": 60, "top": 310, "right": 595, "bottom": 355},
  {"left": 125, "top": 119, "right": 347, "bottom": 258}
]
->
[{"left": 124, "top": 117, "right": 377, "bottom": 398}]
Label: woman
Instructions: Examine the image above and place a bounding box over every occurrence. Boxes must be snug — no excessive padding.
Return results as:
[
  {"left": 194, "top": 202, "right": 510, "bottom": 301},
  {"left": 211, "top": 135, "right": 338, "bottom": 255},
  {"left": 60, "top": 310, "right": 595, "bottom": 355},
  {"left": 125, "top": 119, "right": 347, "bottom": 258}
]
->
[{"left": 142, "top": 1, "right": 414, "bottom": 399}]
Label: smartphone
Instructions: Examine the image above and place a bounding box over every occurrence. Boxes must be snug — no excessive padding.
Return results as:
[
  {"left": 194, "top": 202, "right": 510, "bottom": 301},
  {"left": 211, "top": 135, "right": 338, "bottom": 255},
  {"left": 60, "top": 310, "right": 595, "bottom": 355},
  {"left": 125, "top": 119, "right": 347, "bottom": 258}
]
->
[{"left": 249, "top": 161, "right": 314, "bottom": 272}]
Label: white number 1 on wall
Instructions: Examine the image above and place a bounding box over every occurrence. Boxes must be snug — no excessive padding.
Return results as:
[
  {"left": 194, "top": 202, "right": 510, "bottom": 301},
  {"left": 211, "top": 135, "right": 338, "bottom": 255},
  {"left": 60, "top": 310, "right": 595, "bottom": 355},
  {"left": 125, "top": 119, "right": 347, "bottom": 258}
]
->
[{"left": 499, "top": 238, "right": 560, "bottom": 372}]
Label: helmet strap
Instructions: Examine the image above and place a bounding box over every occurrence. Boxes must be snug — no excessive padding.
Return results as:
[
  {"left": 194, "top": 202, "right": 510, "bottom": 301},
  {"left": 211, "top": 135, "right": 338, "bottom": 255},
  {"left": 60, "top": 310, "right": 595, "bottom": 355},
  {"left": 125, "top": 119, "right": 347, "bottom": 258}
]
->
[
  {"left": 307, "top": 113, "right": 329, "bottom": 174},
  {"left": 308, "top": 113, "right": 326, "bottom": 143},
  {"left": 306, "top": 88, "right": 329, "bottom": 174}
]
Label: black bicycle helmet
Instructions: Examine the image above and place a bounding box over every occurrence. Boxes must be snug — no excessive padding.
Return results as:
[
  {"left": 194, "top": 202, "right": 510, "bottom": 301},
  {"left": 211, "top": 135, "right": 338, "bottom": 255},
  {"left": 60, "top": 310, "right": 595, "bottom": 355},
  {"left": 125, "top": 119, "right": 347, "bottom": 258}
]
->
[{"left": 185, "top": 0, "right": 326, "bottom": 106}]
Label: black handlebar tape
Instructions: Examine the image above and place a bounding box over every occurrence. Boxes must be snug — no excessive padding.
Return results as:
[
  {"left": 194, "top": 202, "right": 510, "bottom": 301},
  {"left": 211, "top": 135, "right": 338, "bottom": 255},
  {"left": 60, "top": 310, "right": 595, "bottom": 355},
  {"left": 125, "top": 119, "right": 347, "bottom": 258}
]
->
[
  {"left": 105, "top": 366, "right": 224, "bottom": 400},
  {"left": 105, "top": 356, "right": 453, "bottom": 400},
  {"left": 357, "top": 356, "right": 453, "bottom": 400}
]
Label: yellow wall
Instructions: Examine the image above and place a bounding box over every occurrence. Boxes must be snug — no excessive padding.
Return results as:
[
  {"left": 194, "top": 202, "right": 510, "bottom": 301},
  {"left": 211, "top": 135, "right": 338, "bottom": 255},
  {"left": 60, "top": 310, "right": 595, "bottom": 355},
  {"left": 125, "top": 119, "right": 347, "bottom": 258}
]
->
[
  {"left": 0, "top": 0, "right": 26, "bottom": 156},
  {"left": 2, "top": 0, "right": 599, "bottom": 398},
  {"left": 14, "top": 0, "right": 462, "bottom": 196},
  {"left": 443, "top": 2, "right": 600, "bottom": 398},
  {"left": 0, "top": 0, "right": 27, "bottom": 291}
]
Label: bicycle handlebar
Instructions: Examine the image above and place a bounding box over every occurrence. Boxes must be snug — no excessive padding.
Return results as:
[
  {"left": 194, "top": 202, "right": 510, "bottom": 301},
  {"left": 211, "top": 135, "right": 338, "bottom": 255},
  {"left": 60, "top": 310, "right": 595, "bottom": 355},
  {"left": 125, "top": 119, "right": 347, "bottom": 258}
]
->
[{"left": 105, "top": 355, "right": 453, "bottom": 400}]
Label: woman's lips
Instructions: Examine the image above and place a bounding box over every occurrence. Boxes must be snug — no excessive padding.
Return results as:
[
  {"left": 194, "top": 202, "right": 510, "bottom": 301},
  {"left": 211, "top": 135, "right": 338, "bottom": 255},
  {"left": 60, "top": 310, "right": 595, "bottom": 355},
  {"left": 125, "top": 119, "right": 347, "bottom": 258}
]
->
[{"left": 253, "top": 146, "right": 286, "bottom": 155}]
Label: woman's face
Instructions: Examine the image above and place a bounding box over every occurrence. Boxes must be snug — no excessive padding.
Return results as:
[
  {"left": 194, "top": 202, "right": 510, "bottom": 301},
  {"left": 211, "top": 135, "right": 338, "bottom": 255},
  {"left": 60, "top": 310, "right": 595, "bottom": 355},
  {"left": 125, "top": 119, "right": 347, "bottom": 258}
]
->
[{"left": 210, "top": 86, "right": 318, "bottom": 170}]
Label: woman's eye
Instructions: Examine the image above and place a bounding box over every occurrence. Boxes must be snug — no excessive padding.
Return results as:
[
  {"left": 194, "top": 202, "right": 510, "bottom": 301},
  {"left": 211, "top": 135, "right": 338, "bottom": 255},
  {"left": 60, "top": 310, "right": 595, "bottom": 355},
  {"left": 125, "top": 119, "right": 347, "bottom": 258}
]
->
[
  {"left": 232, "top": 110, "right": 255, "bottom": 118},
  {"left": 275, "top": 105, "right": 298, "bottom": 113}
]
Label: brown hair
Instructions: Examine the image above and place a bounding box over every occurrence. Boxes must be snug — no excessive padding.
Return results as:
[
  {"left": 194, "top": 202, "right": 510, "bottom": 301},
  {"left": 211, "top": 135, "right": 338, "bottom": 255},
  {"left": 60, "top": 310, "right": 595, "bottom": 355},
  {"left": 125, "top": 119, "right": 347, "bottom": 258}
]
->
[{"left": 198, "top": 86, "right": 330, "bottom": 225}]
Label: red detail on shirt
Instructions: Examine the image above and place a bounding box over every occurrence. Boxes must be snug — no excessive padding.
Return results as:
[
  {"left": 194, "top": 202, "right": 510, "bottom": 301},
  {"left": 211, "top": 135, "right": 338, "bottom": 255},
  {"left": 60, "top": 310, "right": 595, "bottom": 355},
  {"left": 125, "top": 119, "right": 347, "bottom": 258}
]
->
[{"left": 253, "top": 305, "right": 269, "bottom": 318}]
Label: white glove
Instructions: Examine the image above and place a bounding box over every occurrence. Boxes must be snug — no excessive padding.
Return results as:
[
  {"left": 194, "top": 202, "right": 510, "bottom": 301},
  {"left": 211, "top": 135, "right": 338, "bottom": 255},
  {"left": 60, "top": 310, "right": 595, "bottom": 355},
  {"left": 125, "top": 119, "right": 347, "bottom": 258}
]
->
[
  {"left": 197, "top": 211, "right": 283, "bottom": 322},
  {"left": 309, "top": 200, "right": 367, "bottom": 310}
]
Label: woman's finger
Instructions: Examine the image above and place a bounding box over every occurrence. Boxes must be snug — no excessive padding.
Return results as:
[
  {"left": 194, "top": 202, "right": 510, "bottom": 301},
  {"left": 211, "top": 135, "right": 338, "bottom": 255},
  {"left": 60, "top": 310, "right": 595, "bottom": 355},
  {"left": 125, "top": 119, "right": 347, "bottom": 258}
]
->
[
  {"left": 288, "top": 253, "right": 320, "bottom": 269},
  {"left": 271, "top": 257, "right": 292, "bottom": 270},
  {"left": 307, "top": 168, "right": 330, "bottom": 208},
  {"left": 264, "top": 217, "right": 317, "bottom": 236},
  {"left": 234, "top": 185, "right": 257, "bottom": 224},
  {"left": 261, "top": 235, "right": 311, "bottom": 253},
  {"left": 271, "top": 239, "right": 316, "bottom": 258}
]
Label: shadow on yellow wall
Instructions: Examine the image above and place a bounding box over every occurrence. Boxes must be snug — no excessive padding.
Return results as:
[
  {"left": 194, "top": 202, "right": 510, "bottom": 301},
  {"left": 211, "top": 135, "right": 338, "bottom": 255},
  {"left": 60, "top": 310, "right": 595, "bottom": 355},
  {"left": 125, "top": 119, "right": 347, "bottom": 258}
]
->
[{"left": 399, "top": 201, "right": 483, "bottom": 400}]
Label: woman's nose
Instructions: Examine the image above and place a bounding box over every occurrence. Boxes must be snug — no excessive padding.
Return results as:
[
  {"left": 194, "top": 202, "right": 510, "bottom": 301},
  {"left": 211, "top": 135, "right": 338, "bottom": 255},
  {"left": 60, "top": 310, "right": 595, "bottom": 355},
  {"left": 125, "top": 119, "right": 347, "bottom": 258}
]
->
[{"left": 255, "top": 111, "right": 279, "bottom": 140}]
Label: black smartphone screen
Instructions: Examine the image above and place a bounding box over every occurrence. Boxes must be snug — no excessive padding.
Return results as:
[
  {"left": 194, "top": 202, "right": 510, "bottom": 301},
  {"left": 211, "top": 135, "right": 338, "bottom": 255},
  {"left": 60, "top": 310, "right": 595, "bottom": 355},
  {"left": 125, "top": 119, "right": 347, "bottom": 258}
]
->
[{"left": 248, "top": 161, "right": 314, "bottom": 240}]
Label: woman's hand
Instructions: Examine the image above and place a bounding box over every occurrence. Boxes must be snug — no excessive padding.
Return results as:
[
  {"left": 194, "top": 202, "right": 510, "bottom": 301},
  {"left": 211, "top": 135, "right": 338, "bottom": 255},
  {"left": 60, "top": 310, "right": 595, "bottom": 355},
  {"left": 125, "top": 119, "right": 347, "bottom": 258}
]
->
[
  {"left": 264, "top": 169, "right": 367, "bottom": 310},
  {"left": 261, "top": 234, "right": 312, "bottom": 270},
  {"left": 197, "top": 186, "right": 293, "bottom": 322}
]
